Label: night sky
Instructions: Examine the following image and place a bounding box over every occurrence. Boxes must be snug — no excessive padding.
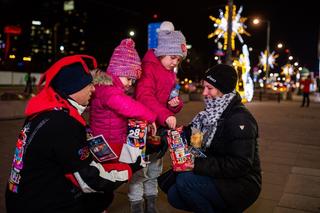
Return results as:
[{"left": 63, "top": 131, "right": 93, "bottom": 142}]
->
[{"left": 1, "top": 0, "right": 319, "bottom": 73}]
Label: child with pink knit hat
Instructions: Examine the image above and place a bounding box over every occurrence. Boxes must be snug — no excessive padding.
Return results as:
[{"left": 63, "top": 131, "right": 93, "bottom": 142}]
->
[
  {"left": 89, "top": 38, "right": 157, "bottom": 211},
  {"left": 129, "top": 21, "right": 187, "bottom": 213}
]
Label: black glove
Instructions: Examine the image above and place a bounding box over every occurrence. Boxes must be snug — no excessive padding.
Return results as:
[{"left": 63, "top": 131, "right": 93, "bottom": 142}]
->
[
  {"left": 156, "top": 129, "right": 169, "bottom": 158},
  {"left": 146, "top": 137, "right": 161, "bottom": 155},
  {"left": 129, "top": 156, "right": 143, "bottom": 173},
  {"left": 182, "top": 125, "right": 192, "bottom": 145}
]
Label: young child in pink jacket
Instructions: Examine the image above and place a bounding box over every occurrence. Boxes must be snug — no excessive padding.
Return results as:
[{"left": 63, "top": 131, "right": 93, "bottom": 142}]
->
[
  {"left": 130, "top": 21, "right": 187, "bottom": 213},
  {"left": 89, "top": 38, "right": 157, "bottom": 193}
]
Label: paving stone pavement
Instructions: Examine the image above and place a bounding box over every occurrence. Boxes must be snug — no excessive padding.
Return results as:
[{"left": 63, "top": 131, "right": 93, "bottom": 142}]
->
[{"left": 1, "top": 99, "right": 320, "bottom": 213}]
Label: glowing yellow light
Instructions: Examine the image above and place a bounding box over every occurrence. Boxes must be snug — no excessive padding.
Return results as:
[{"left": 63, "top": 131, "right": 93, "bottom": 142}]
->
[
  {"left": 23, "top": 56, "right": 32, "bottom": 61},
  {"left": 9, "top": 55, "right": 16, "bottom": 59},
  {"left": 277, "top": 43, "right": 283, "bottom": 49},
  {"left": 188, "top": 80, "right": 192, "bottom": 84},
  {"left": 252, "top": 18, "right": 260, "bottom": 25},
  {"left": 184, "top": 78, "right": 188, "bottom": 82}
]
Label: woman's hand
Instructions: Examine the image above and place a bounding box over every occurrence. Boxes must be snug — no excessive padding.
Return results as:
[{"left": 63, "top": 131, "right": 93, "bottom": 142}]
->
[
  {"left": 168, "top": 97, "right": 180, "bottom": 107},
  {"left": 184, "top": 160, "right": 194, "bottom": 171},
  {"left": 165, "top": 116, "right": 177, "bottom": 129}
]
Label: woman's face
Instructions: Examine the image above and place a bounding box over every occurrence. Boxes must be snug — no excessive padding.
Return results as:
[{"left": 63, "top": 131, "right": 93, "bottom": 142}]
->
[
  {"left": 202, "top": 80, "right": 224, "bottom": 99},
  {"left": 160, "top": 55, "right": 182, "bottom": 71},
  {"left": 119, "top": 76, "right": 135, "bottom": 91}
]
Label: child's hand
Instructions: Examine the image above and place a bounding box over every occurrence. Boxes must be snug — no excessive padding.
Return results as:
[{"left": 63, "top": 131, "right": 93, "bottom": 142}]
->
[
  {"left": 165, "top": 116, "right": 176, "bottom": 129},
  {"left": 168, "top": 97, "right": 180, "bottom": 107},
  {"left": 148, "top": 122, "right": 157, "bottom": 136}
]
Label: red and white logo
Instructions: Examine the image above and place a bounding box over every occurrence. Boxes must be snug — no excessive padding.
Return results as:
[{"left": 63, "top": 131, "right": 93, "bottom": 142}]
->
[{"left": 181, "top": 43, "right": 187, "bottom": 53}]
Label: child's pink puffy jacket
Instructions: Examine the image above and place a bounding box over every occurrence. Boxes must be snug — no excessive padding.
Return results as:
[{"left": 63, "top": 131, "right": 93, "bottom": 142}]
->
[{"left": 89, "top": 72, "right": 156, "bottom": 157}]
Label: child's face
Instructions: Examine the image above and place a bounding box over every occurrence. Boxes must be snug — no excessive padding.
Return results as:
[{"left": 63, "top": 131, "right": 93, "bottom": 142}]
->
[
  {"left": 160, "top": 55, "right": 182, "bottom": 71},
  {"left": 119, "top": 76, "right": 135, "bottom": 91}
]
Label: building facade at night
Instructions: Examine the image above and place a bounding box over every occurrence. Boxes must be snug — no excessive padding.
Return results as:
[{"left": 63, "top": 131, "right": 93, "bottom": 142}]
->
[{"left": 0, "top": 0, "right": 88, "bottom": 72}]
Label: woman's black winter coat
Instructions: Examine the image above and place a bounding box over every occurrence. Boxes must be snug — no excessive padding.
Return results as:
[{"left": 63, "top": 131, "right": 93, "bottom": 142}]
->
[{"left": 193, "top": 94, "right": 261, "bottom": 211}]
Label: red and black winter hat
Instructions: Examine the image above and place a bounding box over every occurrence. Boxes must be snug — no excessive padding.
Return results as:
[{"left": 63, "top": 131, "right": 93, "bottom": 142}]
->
[
  {"left": 203, "top": 64, "right": 238, "bottom": 94},
  {"left": 51, "top": 63, "right": 93, "bottom": 96},
  {"left": 25, "top": 55, "right": 98, "bottom": 125},
  {"left": 38, "top": 55, "right": 96, "bottom": 96}
]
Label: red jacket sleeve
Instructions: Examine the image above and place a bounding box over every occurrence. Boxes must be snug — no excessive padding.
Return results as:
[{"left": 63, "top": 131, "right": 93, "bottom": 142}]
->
[
  {"left": 136, "top": 64, "right": 175, "bottom": 126},
  {"left": 168, "top": 96, "right": 184, "bottom": 113}
]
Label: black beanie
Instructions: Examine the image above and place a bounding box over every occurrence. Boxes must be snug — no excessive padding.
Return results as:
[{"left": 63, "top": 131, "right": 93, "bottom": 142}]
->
[
  {"left": 51, "top": 62, "right": 93, "bottom": 96},
  {"left": 203, "top": 64, "right": 238, "bottom": 94}
]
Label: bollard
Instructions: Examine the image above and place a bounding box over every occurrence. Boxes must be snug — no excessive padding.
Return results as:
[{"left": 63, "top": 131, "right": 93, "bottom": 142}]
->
[
  {"left": 277, "top": 92, "right": 281, "bottom": 103},
  {"left": 259, "top": 90, "right": 262, "bottom": 101}
]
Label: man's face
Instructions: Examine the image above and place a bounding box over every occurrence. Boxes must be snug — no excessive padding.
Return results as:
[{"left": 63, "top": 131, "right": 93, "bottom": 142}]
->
[
  {"left": 69, "top": 83, "right": 95, "bottom": 106},
  {"left": 160, "top": 55, "right": 182, "bottom": 71}
]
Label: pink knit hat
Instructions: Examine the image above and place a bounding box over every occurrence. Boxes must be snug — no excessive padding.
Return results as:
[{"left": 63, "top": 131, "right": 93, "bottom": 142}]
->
[{"left": 107, "top": 38, "right": 142, "bottom": 80}]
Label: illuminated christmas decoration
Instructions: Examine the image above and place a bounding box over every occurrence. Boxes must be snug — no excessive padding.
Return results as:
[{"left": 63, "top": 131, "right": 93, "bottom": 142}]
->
[
  {"left": 233, "top": 45, "right": 254, "bottom": 102},
  {"left": 259, "top": 50, "right": 278, "bottom": 71},
  {"left": 208, "top": 5, "right": 250, "bottom": 50},
  {"left": 281, "top": 64, "right": 294, "bottom": 76}
]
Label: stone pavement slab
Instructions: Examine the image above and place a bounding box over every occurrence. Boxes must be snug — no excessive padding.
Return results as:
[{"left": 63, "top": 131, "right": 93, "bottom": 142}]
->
[
  {"left": 278, "top": 193, "right": 320, "bottom": 212},
  {"left": 0, "top": 100, "right": 27, "bottom": 120},
  {"left": 284, "top": 174, "right": 320, "bottom": 197},
  {"left": 277, "top": 166, "right": 320, "bottom": 212},
  {"left": 246, "top": 199, "right": 278, "bottom": 213},
  {"left": 274, "top": 207, "right": 313, "bottom": 213}
]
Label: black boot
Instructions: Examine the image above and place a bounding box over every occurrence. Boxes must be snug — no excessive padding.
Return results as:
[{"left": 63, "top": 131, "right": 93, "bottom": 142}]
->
[
  {"left": 145, "top": 195, "right": 158, "bottom": 213},
  {"left": 130, "top": 200, "right": 144, "bottom": 213}
]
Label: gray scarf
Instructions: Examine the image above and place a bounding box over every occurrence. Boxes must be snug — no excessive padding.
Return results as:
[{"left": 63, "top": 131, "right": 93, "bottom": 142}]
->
[{"left": 191, "top": 92, "right": 235, "bottom": 148}]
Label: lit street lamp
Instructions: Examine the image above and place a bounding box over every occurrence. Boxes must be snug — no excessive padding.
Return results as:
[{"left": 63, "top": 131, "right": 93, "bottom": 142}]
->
[
  {"left": 128, "top": 30, "right": 135, "bottom": 37},
  {"left": 277, "top": 43, "right": 283, "bottom": 49},
  {"left": 253, "top": 18, "right": 271, "bottom": 84}
]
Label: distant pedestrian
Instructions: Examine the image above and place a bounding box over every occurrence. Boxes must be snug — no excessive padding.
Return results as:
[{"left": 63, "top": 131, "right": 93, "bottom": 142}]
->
[
  {"left": 132, "top": 21, "right": 187, "bottom": 213},
  {"left": 300, "top": 74, "right": 312, "bottom": 107},
  {"left": 167, "top": 64, "right": 261, "bottom": 213},
  {"left": 24, "top": 71, "right": 33, "bottom": 95},
  {"left": 5, "top": 55, "right": 141, "bottom": 213}
]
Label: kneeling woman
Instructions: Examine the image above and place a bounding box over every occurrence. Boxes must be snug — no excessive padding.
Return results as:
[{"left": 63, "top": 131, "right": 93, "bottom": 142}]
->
[{"left": 167, "top": 64, "right": 261, "bottom": 213}]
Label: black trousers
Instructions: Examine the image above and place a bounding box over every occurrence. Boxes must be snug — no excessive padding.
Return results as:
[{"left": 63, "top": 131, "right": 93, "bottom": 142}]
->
[
  {"left": 302, "top": 92, "right": 310, "bottom": 107},
  {"left": 82, "top": 192, "right": 114, "bottom": 213}
]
